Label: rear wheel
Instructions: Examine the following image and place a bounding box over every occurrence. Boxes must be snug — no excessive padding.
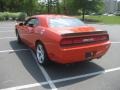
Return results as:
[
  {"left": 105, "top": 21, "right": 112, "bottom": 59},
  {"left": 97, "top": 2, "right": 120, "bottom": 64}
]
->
[{"left": 36, "top": 43, "right": 48, "bottom": 65}]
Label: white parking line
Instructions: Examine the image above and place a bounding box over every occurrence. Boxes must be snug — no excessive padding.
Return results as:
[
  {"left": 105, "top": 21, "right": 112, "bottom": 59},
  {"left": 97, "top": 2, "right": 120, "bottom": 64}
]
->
[
  {"left": 53, "top": 67, "right": 120, "bottom": 84},
  {"left": 0, "top": 37, "right": 16, "bottom": 40},
  {"left": 1, "top": 66, "right": 120, "bottom": 90},
  {"left": 0, "top": 37, "right": 120, "bottom": 90},
  {"left": 111, "top": 42, "right": 120, "bottom": 44},
  {"left": 0, "top": 27, "right": 14, "bottom": 29},
  {"left": 1, "top": 82, "right": 48, "bottom": 90},
  {"left": 31, "top": 50, "right": 57, "bottom": 90},
  {"left": 0, "top": 49, "right": 29, "bottom": 53},
  {"left": 0, "top": 31, "right": 14, "bottom": 33}
]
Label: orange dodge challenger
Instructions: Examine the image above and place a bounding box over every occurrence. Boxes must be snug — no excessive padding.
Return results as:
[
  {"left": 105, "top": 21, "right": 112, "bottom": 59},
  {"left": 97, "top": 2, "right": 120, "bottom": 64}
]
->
[{"left": 15, "top": 15, "right": 111, "bottom": 65}]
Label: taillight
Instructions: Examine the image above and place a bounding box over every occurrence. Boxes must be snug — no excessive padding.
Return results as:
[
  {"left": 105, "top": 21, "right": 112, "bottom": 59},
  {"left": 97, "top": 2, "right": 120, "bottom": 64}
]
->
[
  {"left": 60, "top": 34, "right": 109, "bottom": 46},
  {"left": 94, "top": 34, "right": 109, "bottom": 41},
  {"left": 60, "top": 38, "right": 73, "bottom": 45}
]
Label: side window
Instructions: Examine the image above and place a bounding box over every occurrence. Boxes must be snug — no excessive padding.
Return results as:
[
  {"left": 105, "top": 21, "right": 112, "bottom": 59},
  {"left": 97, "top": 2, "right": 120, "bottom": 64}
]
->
[
  {"left": 24, "top": 18, "right": 39, "bottom": 26},
  {"left": 24, "top": 18, "right": 31, "bottom": 25},
  {"left": 33, "top": 19, "right": 39, "bottom": 26}
]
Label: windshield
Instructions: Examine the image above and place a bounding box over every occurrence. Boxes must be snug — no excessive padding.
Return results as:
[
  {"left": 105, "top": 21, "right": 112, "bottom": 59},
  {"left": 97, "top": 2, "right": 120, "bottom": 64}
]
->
[{"left": 49, "top": 18, "right": 85, "bottom": 28}]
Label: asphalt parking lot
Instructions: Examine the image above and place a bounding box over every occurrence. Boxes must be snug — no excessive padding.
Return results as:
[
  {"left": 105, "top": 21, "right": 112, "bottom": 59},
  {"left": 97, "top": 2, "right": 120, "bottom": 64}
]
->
[{"left": 0, "top": 21, "right": 120, "bottom": 90}]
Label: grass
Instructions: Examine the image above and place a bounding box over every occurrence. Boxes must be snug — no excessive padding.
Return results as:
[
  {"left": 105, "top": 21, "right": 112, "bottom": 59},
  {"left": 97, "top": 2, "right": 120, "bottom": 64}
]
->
[{"left": 77, "top": 15, "right": 120, "bottom": 24}]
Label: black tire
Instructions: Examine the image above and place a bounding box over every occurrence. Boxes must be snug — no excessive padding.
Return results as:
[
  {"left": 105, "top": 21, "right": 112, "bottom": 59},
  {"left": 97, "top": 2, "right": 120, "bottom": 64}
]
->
[
  {"left": 36, "top": 43, "right": 48, "bottom": 65},
  {"left": 16, "top": 30, "right": 22, "bottom": 43}
]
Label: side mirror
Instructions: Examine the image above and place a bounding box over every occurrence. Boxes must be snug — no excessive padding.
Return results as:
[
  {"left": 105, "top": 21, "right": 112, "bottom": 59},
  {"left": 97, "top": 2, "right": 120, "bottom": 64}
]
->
[
  {"left": 28, "top": 24, "right": 34, "bottom": 27},
  {"left": 19, "top": 22, "right": 24, "bottom": 26}
]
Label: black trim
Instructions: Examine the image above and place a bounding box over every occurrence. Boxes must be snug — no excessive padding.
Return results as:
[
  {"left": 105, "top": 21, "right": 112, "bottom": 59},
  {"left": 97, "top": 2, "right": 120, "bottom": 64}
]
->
[{"left": 61, "top": 31, "right": 108, "bottom": 37}]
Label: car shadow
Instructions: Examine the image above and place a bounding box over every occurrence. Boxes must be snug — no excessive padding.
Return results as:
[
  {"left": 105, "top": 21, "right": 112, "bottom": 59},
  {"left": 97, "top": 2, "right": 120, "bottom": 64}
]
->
[
  {"left": 10, "top": 40, "right": 105, "bottom": 89},
  {"left": 44, "top": 61, "right": 104, "bottom": 88}
]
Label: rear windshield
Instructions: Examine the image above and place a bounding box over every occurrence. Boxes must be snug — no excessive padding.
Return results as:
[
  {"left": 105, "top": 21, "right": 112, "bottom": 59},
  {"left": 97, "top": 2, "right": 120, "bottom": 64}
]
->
[{"left": 49, "top": 18, "right": 85, "bottom": 28}]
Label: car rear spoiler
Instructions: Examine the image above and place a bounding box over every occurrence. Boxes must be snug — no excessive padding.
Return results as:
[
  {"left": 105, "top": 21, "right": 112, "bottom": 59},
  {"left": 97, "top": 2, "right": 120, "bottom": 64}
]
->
[{"left": 61, "top": 31, "right": 108, "bottom": 38}]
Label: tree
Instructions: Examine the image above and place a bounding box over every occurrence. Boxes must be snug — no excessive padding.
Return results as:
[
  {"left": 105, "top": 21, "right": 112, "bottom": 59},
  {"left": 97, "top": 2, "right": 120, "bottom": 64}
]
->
[
  {"left": 0, "top": 0, "right": 7, "bottom": 12},
  {"left": 62, "top": 0, "right": 77, "bottom": 15},
  {"left": 80, "top": 0, "right": 104, "bottom": 21},
  {"left": 46, "top": 0, "right": 61, "bottom": 14},
  {"left": 0, "top": 0, "right": 38, "bottom": 15},
  {"left": 61, "top": 0, "right": 104, "bottom": 20},
  {"left": 22, "top": 0, "right": 38, "bottom": 15},
  {"left": 0, "top": 0, "right": 104, "bottom": 17}
]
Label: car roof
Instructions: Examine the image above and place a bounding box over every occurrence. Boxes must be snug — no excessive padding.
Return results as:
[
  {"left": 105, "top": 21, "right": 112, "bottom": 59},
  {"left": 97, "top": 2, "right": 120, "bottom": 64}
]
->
[{"left": 32, "top": 14, "right": 72, "bottom": 19}]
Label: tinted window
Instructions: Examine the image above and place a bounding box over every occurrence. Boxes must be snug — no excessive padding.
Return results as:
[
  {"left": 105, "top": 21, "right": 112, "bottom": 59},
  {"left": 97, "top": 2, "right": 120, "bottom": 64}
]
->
[
  {"left": 49, "top": 18, "right": 84, "bottom": 28},
  {"left": 24, "top": 18, "right": 39, "bottom": 26}
]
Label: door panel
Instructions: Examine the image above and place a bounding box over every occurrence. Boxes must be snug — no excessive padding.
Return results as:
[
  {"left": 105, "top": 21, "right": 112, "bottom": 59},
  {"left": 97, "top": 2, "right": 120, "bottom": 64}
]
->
[{"left": 23, "top": 18, "right": 39, "bottom": 47}]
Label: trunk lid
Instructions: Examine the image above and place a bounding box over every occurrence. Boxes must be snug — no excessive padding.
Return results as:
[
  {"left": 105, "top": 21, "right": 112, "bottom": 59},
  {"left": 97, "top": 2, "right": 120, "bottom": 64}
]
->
[{"left": 52, "top": 26, "right": 96, "bottom": 35}]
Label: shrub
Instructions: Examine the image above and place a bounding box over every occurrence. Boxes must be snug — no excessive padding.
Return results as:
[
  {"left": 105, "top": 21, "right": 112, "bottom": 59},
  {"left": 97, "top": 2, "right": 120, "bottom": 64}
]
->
[
  {"left": 0, "top": 12, "right": 27, "bottom": 21},
  {"left": 9, "top": 13, "right": 18, "bottom": 20},
  {"left": 0, "top": 13, "right": 5, "bottom": 21},
  {"left": 17, "top": 12, "right": 27, "bottom": 21},
  {"left": 3, "top": 12, "right": 9, "bottom": 20},
  {"left": 115, "top": 11, "right": 120, "bottom": 16}
]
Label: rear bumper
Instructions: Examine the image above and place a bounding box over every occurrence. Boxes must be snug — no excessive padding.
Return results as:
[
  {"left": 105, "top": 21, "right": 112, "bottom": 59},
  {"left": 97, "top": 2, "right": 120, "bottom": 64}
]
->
[{"left": 48, "top": 41, "right": 111, "bottom": 64}]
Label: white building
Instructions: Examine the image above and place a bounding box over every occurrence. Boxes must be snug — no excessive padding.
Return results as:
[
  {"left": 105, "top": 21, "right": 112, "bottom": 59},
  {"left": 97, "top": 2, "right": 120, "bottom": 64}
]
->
[{"left": 104, "top": 0, "right": 120, "bottom": 14}]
